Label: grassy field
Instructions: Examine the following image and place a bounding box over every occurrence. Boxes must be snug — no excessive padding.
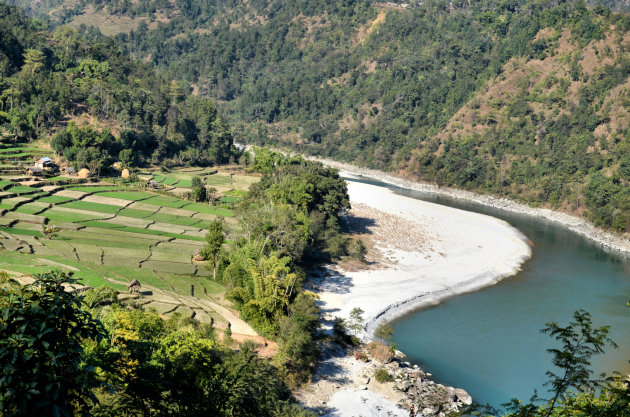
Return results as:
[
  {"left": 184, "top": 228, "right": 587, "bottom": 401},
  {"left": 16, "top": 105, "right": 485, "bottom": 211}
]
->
[
  {"left": 0, "top": 159, "right": 261, "bottom": 327},
  {"left": 0, "top": 166, "right": 260, "bottom": 325}
]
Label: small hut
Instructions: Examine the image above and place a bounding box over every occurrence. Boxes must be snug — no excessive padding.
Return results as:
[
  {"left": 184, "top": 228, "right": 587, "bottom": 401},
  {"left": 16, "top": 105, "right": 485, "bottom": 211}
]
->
[
  {"left": 121, "top": 168, "right": 130, "bottom": 178},
  {"left": 65, "top": 167, "right": 77, "bottom": 176},
  {"left": 77, "top": 168, "right": 91, "bottom": 179},
  {"left": 127, "top": 279, "right": 141, "bottom": 294},
  {"left": 34, "top": 157, "right": 54, "bottom": 168},
  {"left": 147, "top": 180, "right": 159, "bottom": 189},
  {"left": 26, "top": 166, "right": 43, "bottom": 176}
]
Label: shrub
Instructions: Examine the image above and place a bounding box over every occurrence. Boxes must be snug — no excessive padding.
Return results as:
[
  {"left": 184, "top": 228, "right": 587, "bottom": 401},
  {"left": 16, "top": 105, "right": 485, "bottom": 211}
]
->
[{"left": 374, "top": 368, "right": 393, "bottom": 383}]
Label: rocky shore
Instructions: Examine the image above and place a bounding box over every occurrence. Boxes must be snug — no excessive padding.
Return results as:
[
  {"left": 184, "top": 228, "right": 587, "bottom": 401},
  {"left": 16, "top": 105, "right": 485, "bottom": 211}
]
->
[
  {"left": 296, "top": 342, "right": 472, "bottom": 417},
  {"left": 300, "top": 179, "right": 533, "bottom": 416}
]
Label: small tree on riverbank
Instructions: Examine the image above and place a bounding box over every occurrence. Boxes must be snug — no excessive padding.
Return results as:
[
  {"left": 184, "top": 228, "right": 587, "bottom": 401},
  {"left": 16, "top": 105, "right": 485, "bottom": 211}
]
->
[
  {"left": 348, "top": 307, "right": 364, "bottom": 337},
  {"left": 374, "top": 322, "right": 393, "bottom": 345}
]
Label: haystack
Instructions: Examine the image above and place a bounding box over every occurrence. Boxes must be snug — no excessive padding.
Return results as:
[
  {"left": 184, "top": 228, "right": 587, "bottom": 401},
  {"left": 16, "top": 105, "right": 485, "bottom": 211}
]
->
[
  {"left": 121, "top": 168, "right": 131, "bottom": 178},
  {"left": 77, "top": 168, "right": 91, "bottom": 178}
]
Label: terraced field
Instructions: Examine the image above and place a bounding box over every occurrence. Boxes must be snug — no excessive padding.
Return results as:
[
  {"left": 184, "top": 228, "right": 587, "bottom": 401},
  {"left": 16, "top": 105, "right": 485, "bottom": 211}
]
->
[
  {"left": 0, "top": 142, "right": 50, "bottom": 176},
  {"left": 144, "top": 168, "right": 259, "bottom": 204},
  {"left": 0, "top": 171, "right": 258, "bottom": 331}
]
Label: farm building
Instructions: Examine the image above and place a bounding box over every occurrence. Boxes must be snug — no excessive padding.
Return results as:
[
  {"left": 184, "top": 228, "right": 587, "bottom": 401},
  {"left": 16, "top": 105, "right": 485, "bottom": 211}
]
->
[
  {"left": 147, "top": 180, "right": 160, "bottom": 189},
  {"left": 34, "top": 157, "right": 55, "bottom": 168},
  {"left": 127, "top": 279, "right": 142, "bottom": 294},
  {"left": 26, "top": 166, "right": 43, "bottom": 176},
  {"left": 65, "top": 167, "right": 77, "bottom": 176}
]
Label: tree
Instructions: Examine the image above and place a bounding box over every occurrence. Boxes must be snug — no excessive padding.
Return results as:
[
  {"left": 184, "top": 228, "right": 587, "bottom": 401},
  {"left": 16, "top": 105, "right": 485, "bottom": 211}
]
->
[
  {"left": 0, "top": 271, "right": 103, "bottom": 416},
  {"left": 348, "top": 307, "right": 365, "bottom": 337},
  {"left": 540, "top": 309, "right": 617, "bottom": 416},
  {"left": 22, "top": 49, "right": 45, "bottom": 75},
  {"left": 190, "top": 176, "right": 207, "bottom": 202},
  {"left": 374, "top": 322, "right": 394, "bottom": 345},
  {"left": 501, "top": 309, "right": 621, "bottom": 417},
  {"left": 41, "top": 224, "right": 60, "bottom": 239},
  {"left": 202, "top": 220, "right": 225, "bottom": 280},
  {"left": 349, "top": 239, "right": 367, "bottom": 263}
]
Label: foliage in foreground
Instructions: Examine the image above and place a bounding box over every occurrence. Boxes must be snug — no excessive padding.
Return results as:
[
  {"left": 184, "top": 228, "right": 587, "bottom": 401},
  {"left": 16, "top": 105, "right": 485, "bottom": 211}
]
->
[
  {"left": 0, "top": 271, "right": 311, "bottom": 416},
  {"left": 478, "top": 310, "right": 630, "bottom": 417}
]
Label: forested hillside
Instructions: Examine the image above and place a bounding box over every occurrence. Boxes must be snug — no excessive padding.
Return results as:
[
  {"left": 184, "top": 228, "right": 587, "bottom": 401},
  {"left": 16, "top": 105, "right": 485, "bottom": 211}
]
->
[
  {"left": 12, "top": 0, "right": 630, "bottom": 231},
  {"left": 0, "top": 2, "right": 235, "bottom": 171}
]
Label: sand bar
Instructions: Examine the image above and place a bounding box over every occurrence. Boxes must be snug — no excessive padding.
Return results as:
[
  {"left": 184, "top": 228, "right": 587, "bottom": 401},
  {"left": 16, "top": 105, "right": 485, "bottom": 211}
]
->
[{"left": 315, "top": 181, "right": 532, "bottom": 338}]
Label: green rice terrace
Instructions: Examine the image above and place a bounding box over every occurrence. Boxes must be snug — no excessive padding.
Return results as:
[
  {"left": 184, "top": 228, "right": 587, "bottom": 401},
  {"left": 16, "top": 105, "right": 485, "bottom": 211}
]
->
[
  {"left": 0, "top": 142, "right": 50, "bottom": 176},
  {"left": 0, "top": 158, "right": 261, "bottom": 334}
]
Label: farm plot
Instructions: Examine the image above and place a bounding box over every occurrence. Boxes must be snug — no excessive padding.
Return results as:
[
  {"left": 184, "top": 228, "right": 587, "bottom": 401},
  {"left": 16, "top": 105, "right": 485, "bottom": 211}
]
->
[
  {"left": 0, "top": 168, "right": 259, "bottom": 326},
  {"left": 62, "top": 200, "right": 123, "bottom": 213}
]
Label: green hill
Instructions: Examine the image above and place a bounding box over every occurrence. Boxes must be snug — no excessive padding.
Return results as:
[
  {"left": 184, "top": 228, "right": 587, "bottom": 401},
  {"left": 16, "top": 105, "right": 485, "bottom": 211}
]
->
[
  {"left": 0, "top": 1, "right": 235, "bottom": 170},
  {"left": 14, "top": 0, "right": 630, "bottom": 231}
]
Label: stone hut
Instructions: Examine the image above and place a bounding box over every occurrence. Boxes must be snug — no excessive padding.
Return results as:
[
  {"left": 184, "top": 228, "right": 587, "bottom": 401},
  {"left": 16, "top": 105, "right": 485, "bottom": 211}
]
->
[
  {"left": 127, "top": 279, "right": 141, "bottom": 294},
  {"left": 77, "top": 168, "right": 91, "bottom": 178}
]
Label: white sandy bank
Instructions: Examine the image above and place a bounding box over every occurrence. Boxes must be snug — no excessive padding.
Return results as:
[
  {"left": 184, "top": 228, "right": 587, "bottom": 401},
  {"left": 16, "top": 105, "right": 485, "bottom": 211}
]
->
[{"left": 315, "top": 181, "right": 532, "bottom": 338}]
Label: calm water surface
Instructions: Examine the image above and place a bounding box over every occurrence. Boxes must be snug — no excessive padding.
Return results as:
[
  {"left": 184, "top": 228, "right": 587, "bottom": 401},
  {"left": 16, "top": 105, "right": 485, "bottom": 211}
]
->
[{"left": 348, "top": 178, "right": 630, "bottom": 409}]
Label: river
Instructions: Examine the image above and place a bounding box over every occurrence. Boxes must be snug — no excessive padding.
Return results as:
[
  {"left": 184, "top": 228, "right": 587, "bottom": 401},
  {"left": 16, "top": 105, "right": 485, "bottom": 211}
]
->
[{"left": 349, "top": 178, "right": 630, "bottom": 409}]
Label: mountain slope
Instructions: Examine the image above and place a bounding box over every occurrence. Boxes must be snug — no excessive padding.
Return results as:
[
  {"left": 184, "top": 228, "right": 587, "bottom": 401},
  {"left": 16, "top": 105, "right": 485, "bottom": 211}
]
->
[
  {"left": 410, "top": 23, "right": 630, "bottom": 230},
  {"left": 0, "top": 2, "right": 235, "bottom": 171},
  {"left": 7, "top": 0, "right": 630, "bottom": 230}
]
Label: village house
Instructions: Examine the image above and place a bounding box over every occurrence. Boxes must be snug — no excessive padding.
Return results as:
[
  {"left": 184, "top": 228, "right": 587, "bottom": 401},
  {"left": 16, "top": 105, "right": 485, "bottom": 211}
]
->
[{"left": 34, "top": 157, "right": 55, "bottom": 169}]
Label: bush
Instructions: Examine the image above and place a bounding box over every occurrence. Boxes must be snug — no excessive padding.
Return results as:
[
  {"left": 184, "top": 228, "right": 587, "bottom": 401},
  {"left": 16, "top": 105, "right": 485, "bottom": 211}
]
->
[
  {"left": 374, "top": 368, "right": 393, "bottom": 383},
  {"left": 349, "top": 239, "right": 367, "bottom": 262},
  {"left": 83, "top": 286, "right": 119, "bottom": 308}
]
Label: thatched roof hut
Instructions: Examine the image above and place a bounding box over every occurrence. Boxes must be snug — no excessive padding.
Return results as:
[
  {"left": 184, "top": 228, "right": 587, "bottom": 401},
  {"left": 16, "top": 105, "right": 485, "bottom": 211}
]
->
[
  {"left": 77, "top": 168, "right": 91, "bottom": 178},
  {"left": 65, "top": 167, "right": 77, "bottom": 176},
  {"left": 127, "top": 279, "right": 141, "bottom": 294},
  {"left": 26, "top": 166, "right": 43, "bottom": 176}
]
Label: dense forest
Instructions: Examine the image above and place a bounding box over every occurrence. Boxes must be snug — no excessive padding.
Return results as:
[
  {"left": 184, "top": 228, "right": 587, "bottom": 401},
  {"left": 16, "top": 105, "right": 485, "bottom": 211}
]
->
[
  {"left": 11, "top": 0, "right": 630, "bottom": 231},
  {"left": 0, "top": 2, "right": 235, "bottom": 171}
]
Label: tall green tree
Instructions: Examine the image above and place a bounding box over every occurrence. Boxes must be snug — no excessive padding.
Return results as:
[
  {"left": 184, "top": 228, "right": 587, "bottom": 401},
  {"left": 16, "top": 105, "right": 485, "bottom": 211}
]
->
[
  {"left": 202, "top": 220, "right": 225, "bottom": 280},
  {"left": 0, "top": 271, "right": 103, "bottom": 417}
]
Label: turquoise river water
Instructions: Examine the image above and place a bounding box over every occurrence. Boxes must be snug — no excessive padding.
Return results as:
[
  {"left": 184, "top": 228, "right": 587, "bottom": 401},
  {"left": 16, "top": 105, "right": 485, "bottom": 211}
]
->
[{"left": 350, "top": 178, "right": 630, "bottom": 410}]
